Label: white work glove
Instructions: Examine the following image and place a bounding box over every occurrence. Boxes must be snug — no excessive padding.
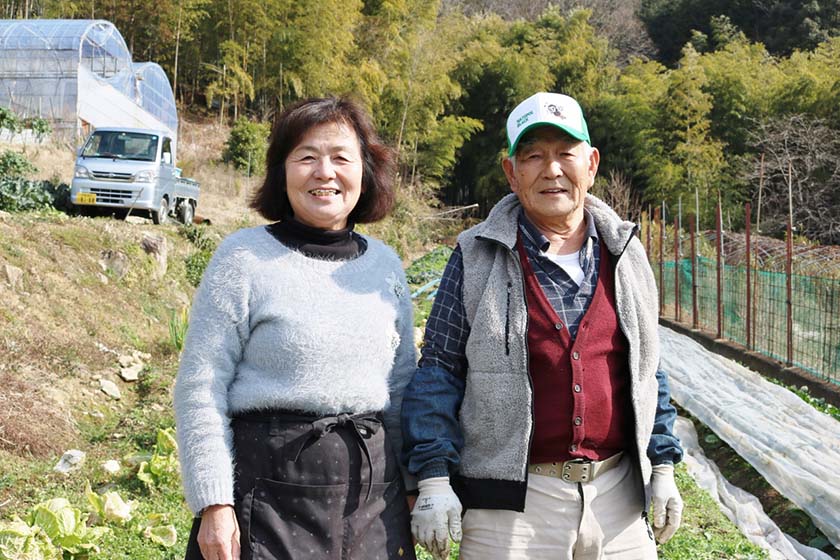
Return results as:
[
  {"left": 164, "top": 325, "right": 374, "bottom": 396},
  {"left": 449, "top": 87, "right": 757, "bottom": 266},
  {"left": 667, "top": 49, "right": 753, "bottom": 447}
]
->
[
  {"left": 651, "top": 463, "right": 683, "bottom": 544},
  {"left": 411, "top": 477, "right": 463, "bottom": 560}
]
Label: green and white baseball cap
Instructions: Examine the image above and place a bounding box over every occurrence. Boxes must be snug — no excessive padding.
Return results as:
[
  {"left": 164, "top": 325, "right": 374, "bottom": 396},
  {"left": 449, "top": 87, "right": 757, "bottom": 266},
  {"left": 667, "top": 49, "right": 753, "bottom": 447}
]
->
[{"left": 506, "top": 92, "right": 591, "bottom": 155}]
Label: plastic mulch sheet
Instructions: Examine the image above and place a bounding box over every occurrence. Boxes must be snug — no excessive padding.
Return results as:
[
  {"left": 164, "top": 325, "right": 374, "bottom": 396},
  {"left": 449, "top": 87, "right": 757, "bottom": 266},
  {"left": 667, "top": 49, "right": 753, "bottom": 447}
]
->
[
  {"left": 674, "top": 416, "right": 833, "bottom": 560},
  {"left": 660, "top": 326, "right": 840, "bottom": 552}
]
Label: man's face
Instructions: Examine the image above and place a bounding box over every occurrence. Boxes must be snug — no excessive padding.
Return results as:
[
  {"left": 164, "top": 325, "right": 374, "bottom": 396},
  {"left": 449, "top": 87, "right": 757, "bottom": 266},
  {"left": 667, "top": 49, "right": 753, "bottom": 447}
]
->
[{"left": 502, "top": 126, "right": 599, "bottom": 228}]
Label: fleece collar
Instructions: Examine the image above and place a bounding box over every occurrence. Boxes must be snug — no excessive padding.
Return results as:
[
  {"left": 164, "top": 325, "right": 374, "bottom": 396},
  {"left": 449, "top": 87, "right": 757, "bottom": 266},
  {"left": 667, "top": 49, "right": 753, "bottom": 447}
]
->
[{"left": 474, "top": 193, "right": 637, "bottom": 256}]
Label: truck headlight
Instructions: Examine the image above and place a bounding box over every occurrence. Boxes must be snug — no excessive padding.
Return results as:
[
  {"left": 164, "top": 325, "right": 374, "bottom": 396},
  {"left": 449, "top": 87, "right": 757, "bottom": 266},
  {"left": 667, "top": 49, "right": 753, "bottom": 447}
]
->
[
  {"left": 135, "top": 170, "right": 158, "bottom": 183},
  {"left": 74, "top": 165, "right": 90, "bottom": 178}
]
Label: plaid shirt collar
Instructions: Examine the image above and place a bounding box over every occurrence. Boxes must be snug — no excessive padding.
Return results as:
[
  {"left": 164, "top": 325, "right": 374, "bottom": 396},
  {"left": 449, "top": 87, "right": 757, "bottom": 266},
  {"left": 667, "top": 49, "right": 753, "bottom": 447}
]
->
[{"left": 518, "top": 208, "right": 599, "bottom": 265}]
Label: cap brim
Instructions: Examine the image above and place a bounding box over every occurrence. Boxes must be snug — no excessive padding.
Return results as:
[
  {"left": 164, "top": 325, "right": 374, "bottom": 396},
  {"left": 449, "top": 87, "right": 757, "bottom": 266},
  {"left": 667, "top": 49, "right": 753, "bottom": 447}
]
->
[{"left": 508, "top": 122, "right": 590, "bottom": 156}]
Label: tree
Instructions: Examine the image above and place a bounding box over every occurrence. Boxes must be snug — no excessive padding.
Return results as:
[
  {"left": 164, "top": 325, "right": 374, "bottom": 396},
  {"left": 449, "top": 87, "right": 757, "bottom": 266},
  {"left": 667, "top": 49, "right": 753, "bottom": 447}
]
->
[
  {"left": 745, "top": 114, "right": 840, "bottom": 244},
  {"left": 588, "top": 57, "right": 668, "bottom": 200},
  {"left": 640, "top": 45, "right": 728, "bottom": 224},
  {"left": 204, "top": 40, "right": 254, "bottom": 124},
  {"left": 639, "top": 0, "right": 840, "bottom": 65},
  {"left": 444, "top": 0, "right": 656, "bottom": 63}
]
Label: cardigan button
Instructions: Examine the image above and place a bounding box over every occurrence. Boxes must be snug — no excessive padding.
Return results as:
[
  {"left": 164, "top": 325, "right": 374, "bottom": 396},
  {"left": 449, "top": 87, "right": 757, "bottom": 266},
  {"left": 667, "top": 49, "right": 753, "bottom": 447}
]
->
[
  {"left": 574, "top": 416, "right": 582, "bottom": 426},
  {"left": 573, "top": 384, "right": 582, "bottom": 393},
  {"left": 554, "top": 322, "right": 563, "bottom": 330},
  {"left": 572, "top": 351, "right": 580, "bottom": 360}
]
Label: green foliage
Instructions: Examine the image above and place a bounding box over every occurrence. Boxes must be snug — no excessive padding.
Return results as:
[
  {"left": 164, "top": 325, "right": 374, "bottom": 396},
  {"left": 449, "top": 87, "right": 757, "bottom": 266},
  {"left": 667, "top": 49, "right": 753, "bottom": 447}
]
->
[
  {"left": 0, "top": 109, "right": 51, "bottom": 141},
  {"left": 23, "top": 117, "right": 51, "bottom": 142},
  {"left": 0, "top": 518, "right": 59, "bottom": 560},
  {"left": 0, "top": 107, "right": 19, "bottom": 132},
  {"left": 406, "top": 245, "right": 453, "bottom": 286},
  {"left": 184, "top": 250, "right": 212, "bottom": 287},
  {"left": 407, "top": 245, "right": 454, "bottom": 328},
  {"left": 136, "top": 514, "right": 178, "bottom": 548},
  {"left": 85, "top": 483, "right": 135, "bottom": 525},
  {"left": 767, "top": 380, "right": 840, "bottom": 421},
  {"left": 168, "top": 307, "right": 190, "bottom": 352},
  {"left": 222, "top": 119, "right": 270, "bottom": 175},
  {"left": 180, "top": 224, "right": 218, "bottom": 252},
  {"left": 204, "top": 40, "right": 255, "bottom": 121},
  {"left": 0, "top": 150, "right": 37, "bottom": 179},
  {"left": 136, "top": 428, "right": 180, "bottom": 491},
  {"left": 0, "top": 179, "right": 71, "bottom": 213},
  {"left": 180, "top": 224, "right": 218, "bottom": 287},
  {"left": 417, "top": 116, "right": 483, "bottom": 182},
  {"left": 28, "top": 498, "right": 109, "bottom": 557},
  {"left": 0, "top": 179, "right": 51, "bottom": 212},
  {"left": 283, "top": 0, "right": 362, "bottom": 98},
  {"left": 640, "top": 44, "right": 729, "bottom": 221},
  {"left": 639, "top": 0, "right": 840, "bottom": 64}
]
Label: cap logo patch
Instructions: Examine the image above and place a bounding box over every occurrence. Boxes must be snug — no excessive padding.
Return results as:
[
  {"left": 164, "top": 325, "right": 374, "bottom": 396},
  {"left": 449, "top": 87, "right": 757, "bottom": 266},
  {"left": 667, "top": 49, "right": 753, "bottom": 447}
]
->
[{"left": 546, "top": 103, "right": 565, "bottom": 119}]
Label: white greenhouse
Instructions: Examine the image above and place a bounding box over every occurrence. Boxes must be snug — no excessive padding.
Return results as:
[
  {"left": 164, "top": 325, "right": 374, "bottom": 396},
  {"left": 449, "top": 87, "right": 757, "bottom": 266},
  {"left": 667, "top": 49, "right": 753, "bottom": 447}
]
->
[{"left": 0, "top": 19, "right": 177, "bottom": 143}]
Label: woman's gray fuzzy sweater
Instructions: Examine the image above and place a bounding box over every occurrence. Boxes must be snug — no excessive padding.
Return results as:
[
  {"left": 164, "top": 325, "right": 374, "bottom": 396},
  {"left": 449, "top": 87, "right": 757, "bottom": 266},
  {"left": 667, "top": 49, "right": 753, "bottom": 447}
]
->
[{"left": 173, "top": 226, "right": 416, "bottom": 515}]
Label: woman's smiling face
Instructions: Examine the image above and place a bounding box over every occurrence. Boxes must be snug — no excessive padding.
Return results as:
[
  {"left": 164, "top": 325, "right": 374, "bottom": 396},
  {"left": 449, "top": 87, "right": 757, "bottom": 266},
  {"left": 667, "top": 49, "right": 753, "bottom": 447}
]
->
[{"left": 284, "top": 121, "right": 364, "bottom": 231}]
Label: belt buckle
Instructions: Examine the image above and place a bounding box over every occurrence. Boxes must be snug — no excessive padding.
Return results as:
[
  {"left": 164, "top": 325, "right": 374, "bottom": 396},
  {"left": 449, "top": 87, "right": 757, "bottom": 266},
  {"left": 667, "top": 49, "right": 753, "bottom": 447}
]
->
[{"left": 562, "top": 458, "right": 593, "bottom": 482}]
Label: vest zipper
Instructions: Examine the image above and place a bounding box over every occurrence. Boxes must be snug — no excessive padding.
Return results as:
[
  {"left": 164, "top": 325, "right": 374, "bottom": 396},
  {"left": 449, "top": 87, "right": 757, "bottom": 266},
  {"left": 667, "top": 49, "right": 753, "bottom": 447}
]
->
[
  {"left": 480, "top": 234, "right": 535, "bottom": 506},
  {"left": 505, "top": 282, "right": 512, "bottom": 355}
]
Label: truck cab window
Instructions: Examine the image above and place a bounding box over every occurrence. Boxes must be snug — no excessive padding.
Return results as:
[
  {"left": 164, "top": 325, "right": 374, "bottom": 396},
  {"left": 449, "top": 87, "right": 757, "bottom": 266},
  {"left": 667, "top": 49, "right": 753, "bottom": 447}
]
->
[{"left": 162, "top": 138, "right": 173, "bottom": 165}]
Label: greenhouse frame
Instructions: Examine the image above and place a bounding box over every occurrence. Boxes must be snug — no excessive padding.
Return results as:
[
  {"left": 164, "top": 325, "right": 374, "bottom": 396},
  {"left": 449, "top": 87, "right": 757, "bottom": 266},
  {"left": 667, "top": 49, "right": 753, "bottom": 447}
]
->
[{"left": 0, "top": 19, "right": 177, "bottom": 143}]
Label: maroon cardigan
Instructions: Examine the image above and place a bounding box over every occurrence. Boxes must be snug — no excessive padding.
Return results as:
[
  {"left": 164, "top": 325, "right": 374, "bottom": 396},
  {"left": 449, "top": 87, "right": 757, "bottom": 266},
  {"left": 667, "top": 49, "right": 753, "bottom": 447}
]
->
[{"left": 517, "top": 239, "right": 633, "bottom": 464}]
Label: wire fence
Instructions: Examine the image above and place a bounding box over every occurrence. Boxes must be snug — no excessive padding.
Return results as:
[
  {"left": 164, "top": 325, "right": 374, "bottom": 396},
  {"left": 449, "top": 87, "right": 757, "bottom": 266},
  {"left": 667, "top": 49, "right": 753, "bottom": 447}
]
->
[{"left": 646, "top": 203, "right": 840, "bottom": 386}]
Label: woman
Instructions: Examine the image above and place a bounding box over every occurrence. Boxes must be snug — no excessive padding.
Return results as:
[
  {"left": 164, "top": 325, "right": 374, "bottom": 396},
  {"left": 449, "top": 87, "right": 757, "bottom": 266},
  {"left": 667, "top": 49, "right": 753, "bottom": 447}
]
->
[{"left": 174, "top": 97, "right": 417, "bottom": 560}]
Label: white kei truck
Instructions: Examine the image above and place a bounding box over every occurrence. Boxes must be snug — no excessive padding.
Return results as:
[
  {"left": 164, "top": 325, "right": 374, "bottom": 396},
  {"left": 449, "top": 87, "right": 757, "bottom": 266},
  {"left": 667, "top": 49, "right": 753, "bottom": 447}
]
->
[{"left": 70, "top": 127, "right": 199, "bottom": 224}]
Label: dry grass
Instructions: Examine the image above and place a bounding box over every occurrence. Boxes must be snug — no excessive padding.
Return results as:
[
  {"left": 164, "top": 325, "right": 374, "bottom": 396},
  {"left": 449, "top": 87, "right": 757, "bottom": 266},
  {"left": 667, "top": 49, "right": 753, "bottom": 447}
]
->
[
  {"left": 178, "top": 117, "right": 264, "bottom": 227},
  {"left": 0, "top": 119, "right": 257, "bottom": 458},
  {"left": 0, "top": 141, "right": 76, "bottom": 184},
  {"left": 0, "top": 213, "right": 203, "bottom": 456},
  {"left": 0, "top": 370, "right": 77, "bottom": 457}
]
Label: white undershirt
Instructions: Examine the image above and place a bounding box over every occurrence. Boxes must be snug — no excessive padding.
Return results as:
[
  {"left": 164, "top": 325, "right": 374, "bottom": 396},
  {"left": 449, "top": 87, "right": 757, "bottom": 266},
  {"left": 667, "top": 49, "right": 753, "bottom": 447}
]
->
[{"left": 544, "top": 250, "right": 584, "bottom": 286}]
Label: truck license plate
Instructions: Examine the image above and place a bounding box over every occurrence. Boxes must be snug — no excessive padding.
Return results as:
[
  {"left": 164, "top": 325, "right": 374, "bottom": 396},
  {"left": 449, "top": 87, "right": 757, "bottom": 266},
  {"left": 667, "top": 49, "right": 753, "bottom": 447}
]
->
[{"left": 77, "top": 193, "right": 96, "bottom": 204}]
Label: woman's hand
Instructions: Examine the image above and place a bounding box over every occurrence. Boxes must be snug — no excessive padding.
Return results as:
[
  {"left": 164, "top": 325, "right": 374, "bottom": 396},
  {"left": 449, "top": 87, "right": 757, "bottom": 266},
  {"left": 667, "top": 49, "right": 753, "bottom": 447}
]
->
[{"left": 198, "top": 504, "right": 241, "bottom": 560}]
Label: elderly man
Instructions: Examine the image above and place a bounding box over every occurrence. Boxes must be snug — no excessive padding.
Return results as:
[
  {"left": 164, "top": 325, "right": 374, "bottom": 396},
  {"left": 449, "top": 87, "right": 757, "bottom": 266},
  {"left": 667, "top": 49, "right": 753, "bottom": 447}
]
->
[{"left": 401, "top": 92, "right": 684, "bottom": 560}]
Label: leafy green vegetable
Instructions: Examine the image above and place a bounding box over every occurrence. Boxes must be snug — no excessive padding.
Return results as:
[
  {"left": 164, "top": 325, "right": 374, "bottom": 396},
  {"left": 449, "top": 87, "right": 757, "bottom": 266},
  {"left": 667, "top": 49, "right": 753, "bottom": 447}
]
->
[
  {"left": 137, "top": 514, "right": 178, "bottom": 548},
  {"left": 0, "top": 518, "right": 59, "bottom": 560},
  {"left": 86, "top": 483, "right": 135, "bottom": 525},
  {"left": 28, "top": 498, "right": 107, "bottom": 556},
  {"left": 137, "top": 428, "right": 180, "bottom": 490}
]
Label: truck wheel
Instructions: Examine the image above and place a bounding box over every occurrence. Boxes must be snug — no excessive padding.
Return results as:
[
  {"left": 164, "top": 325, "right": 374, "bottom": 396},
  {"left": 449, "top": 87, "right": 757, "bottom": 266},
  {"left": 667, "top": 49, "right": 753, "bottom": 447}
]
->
[
  {"left": 179, "top": 201, "right": 195, "bottom": 225},
  {"left": 153, "top": 197, "right": 169, "bottom": 225}
]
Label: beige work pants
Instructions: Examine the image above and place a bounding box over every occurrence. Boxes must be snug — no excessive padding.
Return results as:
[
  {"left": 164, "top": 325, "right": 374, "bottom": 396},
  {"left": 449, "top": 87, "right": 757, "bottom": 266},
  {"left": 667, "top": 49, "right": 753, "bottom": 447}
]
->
[{"left": 459, "top": 455, "right": 656, "bottom": 560}]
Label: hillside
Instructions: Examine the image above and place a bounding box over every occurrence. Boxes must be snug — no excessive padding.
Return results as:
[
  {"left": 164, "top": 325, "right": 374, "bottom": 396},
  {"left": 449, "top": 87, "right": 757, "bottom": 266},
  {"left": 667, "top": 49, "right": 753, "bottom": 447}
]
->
[{"left": 0, "top": 119, "right": 264, "bottom": 557}]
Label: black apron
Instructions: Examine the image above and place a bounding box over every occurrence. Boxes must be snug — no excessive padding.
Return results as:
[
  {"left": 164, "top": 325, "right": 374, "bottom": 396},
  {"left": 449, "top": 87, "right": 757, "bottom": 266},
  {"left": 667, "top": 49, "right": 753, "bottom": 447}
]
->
[{"left": 185, "top": 411, "right": 415, "bottom": 560}]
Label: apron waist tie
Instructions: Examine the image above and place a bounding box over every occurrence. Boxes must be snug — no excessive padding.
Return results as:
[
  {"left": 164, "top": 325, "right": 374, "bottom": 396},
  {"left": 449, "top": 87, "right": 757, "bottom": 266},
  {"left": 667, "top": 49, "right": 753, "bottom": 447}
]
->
[{"left": 287, "top": 412, "right": 383, "bottom": 502}]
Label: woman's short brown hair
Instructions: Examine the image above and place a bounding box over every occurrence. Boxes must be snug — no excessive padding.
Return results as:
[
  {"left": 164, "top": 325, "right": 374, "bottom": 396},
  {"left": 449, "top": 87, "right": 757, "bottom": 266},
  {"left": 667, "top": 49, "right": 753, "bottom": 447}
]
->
[{"left": 250, "top": 97, "right": 396, "bottom": 224}]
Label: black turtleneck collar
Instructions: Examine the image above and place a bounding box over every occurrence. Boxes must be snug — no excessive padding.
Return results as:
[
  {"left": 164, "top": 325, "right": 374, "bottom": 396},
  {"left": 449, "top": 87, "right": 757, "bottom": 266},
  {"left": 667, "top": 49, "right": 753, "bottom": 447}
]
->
[{"left": 265, "top": 215, "right": 367, "bottom": 260}]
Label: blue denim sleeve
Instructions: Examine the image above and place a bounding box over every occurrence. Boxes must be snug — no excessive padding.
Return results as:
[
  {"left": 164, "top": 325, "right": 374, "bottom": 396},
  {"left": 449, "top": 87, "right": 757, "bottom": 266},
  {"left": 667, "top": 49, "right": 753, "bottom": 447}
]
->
[
  {"left": 401, "top": 365, "right": 466, "bottom": 479},
  {"left": 647, "top": 366, "right": 684, "bottom": 465},
  {"left": 401, "top": 246, "right": 469, "bottom": 480}
]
